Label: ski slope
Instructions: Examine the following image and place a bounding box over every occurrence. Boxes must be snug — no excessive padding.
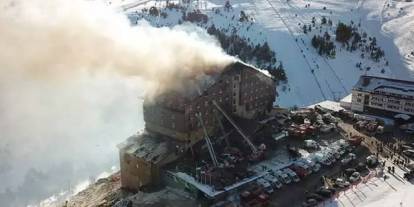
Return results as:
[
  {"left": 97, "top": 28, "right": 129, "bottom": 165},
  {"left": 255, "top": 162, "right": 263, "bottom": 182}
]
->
[{"left": 111, "top": 0, "right": 414, "bottom": 108}]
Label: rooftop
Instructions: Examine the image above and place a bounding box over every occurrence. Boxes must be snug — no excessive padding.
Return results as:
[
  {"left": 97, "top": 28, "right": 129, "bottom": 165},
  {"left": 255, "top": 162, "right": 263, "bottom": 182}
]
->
[
  {"left": 118, "top": 130, "right": 183, "bottom": 164},
  {"left": 149, "top": 61, "right": 273, "bottom": 108},
  {"left": 353, "top": 75, "right": 414, "bottom": 97}
]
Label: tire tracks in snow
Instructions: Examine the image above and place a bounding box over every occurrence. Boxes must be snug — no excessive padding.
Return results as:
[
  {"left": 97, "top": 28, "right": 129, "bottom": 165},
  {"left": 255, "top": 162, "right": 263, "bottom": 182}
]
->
[
  {"left": 268, "top": 0, "right": 348, "bottom": 99},
  {"left": 281, "top": 0, "right": 355, "bottom": 95},
  {"left": 262, "top": 0, "right": 329, "bottom": 100}
]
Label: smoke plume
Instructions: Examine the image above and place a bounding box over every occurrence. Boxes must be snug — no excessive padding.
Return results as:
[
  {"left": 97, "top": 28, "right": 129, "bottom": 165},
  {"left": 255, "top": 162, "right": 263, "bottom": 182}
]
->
[
  {"left": 0, "top": 0, "right": 233, "bottom": 206},
  {"left": 0, "top": 0, "right": 233, "bottom": 89}
]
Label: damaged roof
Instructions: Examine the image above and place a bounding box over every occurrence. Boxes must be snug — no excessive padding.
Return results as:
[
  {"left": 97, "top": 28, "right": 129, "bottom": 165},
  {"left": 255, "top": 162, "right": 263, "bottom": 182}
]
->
[
  {"left": 150, "top": 60, "right": 273, "bottom": 105},
  {"left": 119, "top": 131, "right": 182, "bottom": 164}
]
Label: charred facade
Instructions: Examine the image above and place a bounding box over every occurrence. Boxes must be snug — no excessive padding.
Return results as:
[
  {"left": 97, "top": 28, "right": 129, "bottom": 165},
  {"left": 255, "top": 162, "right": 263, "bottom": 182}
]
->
[
  {"left": 143, "top": 61, "right": 276, "bottom": 142},
  {"left": 119, "top": 61, "right": 276, "bottom": 191}
]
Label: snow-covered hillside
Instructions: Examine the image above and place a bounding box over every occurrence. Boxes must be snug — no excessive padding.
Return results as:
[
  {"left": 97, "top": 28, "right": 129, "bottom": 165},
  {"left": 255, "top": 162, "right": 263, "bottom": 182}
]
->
[{"left": 108, "top": 0, "right": 414, "bottom": 107}]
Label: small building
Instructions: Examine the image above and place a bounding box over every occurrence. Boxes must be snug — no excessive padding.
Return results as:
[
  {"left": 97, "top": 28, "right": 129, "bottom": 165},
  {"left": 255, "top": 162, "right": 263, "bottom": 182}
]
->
[
  {"left": 351, "top": 75, "right": 414, "bottom": 117},
  {"left": 118, "top": 132, "right": 183, "bottom": 191}
]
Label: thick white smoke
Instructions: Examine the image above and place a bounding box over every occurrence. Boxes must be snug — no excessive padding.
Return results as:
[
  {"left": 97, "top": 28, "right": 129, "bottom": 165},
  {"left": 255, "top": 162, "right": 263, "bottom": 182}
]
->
[{"left": 0, "top": 0, "right": 233, "bottom": 206}]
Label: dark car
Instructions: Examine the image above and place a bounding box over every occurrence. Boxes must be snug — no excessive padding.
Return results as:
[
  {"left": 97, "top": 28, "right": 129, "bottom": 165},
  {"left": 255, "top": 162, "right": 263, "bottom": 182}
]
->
[
  {"left": 306, "top": 193, "right": 325, "bottom": 202},
  {"left": 316, "top": 188, "right": 333, "bottom": 198},
  {"left": 302, "top": 198, "right": 318, "bottom": 207},
  {"left": 344, "top": 168, "right": 356, "bottom": 177}
]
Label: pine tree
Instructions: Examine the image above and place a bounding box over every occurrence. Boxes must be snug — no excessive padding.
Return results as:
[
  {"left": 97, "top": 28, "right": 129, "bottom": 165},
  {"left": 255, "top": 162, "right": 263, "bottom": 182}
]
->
[{"left": 321, "top": 16, "right": 327, "bottom": 24}]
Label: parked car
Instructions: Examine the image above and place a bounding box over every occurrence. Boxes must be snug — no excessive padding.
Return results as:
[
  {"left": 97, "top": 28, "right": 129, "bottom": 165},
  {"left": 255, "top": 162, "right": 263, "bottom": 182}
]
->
[
  {"left": 344, "top": 168, "right": 357, "bottom": 177},
  {"left": 256, "top": 178, "right": 274, "bottom": 194},
  {"left": 356, "top": 162, "right": 368, "bottom": 173},
  {"left": 306, "top": 193, "right": 324, "bottom": 202},
  {"left": 263, "top": 174, "right": 282, "bottom": 189},
  {"left": 294, "top": 161, "right": 313, "bottom": 175},
  {"left": 272, "top": 170, "right": 292, "bottom": 184},
  {"left": 334, "top": 178, "right": 350, "bottom": 188},
  {"left": 320, "top": 123, "right": 336, "bottom": 133},
  {"left": 341, "top": 153, "right": 356, "bottom": 165},
  {"left": 304, "top": 139, "right": 319, "bottom": 149},
  {"left": 316, "top": 188, "right": 334, "bottom": 198},
  {"left": 349, "top": 172, "right": 361, "bottom": 183},
  {"left": 302, "top": 198, "right": 318, "bottom": 207},
  {"left": 289, "top": 163, "right": 309, "bottom": 178},
  {"left": 311, "top": 152, "right": 333, "bottom": 166},
  {"left": 283, "top": 168, "right": 300, "bottom": 182},
  {"left": 366, "top": 155, "right": 378, "bottom": 167},
  {"left": 298, "top": 159, "right": 321, "bottom": 173}
]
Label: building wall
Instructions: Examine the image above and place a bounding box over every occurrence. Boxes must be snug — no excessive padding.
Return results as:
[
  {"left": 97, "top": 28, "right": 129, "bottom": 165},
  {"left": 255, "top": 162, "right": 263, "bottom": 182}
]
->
[
  {"left": 143, "top": 65, "right": 276, "bottom": 141},
  {"left": 351, "top": 89, "right": 414, "bottom": 116},
  {"left": 119, "top": 149, "right": 159, "bottom": 191},
  {"left": 351, "top": 90, "right": 367, "bottom": 112},
  {"left": 237, "top": 68, "right": 275, "bottom": 119}
]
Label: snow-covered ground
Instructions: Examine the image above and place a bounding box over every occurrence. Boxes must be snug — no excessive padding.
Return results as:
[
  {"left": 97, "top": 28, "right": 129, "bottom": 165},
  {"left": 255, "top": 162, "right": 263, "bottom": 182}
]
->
[
  {"left": 325, "top": 161, "right": 414, "bottom": 207},
  {"left": 109, "top": 0, "right": 414, "bottom": 107}
]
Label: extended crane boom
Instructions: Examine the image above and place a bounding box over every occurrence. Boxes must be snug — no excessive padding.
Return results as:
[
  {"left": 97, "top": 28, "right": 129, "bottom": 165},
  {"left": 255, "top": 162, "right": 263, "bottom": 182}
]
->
[
  {"left": 196, "top": 112, "right": 219, "bottom": 167},
  {"left": 212, "top": 101, "right": 258, "bottom": 153}
]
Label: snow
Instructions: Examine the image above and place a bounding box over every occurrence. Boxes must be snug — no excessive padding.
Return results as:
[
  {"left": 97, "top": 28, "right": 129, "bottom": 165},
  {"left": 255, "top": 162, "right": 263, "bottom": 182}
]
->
[
  {"left": 324, "top": 161, "right": 414, "bottom": 207},
  {"left": 114, "top": 0, "right": 414, "bottom": 109},
  {"left": 308, "top": 100, "right": 345, "bottom": 112},
  {"left": 172, "top": 171, "right": 267, "bottom": 198},
  {"left": 340, "top": 93, "right": 352, "bottom": 109}
]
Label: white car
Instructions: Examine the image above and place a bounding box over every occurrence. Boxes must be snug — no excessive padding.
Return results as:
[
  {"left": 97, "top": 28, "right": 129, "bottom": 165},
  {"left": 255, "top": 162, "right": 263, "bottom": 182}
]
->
[
  {"left": 335, "top": 178, "right": 350, "bottom": 188},
  {"left": 304, "top": 139, "right": 319, "bottom": 149},
  {"left": 341, "top": 153, "right": 356, "bottom": 165},
  {"left": 273, "top": 170, "right": 292, "bottom": 184},
  {"left": 310, "top": 153, "right": 331, "bottom": 166}
]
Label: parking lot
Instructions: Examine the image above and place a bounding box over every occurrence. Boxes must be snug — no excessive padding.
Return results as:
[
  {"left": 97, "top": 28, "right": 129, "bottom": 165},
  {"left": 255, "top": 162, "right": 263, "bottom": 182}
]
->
[{"left": 264, "top": 133, "right": 372, "bottom": 207}]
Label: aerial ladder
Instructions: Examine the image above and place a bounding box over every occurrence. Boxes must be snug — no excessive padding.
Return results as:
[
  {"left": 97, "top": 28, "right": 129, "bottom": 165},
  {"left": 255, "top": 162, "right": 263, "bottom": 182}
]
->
[
  {"left": 213, "top": 109, "right": 230, "bottom": 147},
  {"left": 212, "top": 101, "right": 259, "bottom": 154},
  {"left": 196, "top": 112, "right": 219, "bottom": 167}
]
